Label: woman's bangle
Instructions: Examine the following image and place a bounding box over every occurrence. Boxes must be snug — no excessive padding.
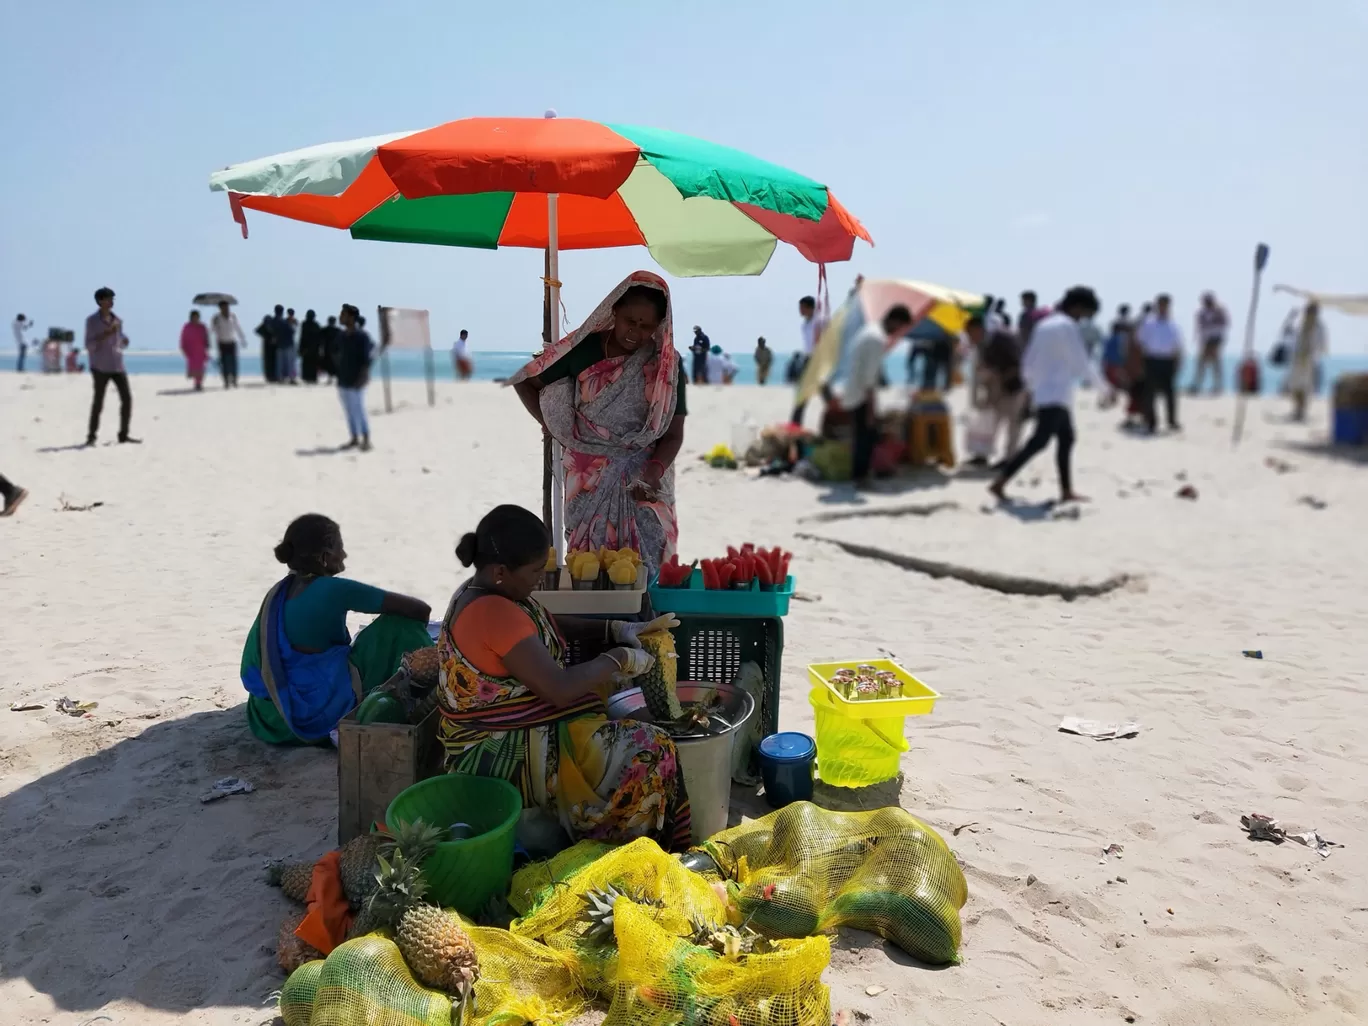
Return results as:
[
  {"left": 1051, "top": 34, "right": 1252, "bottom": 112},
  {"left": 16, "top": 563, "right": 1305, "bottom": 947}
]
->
[{"left": 646, "top": 459, "right": 666, "bottom": 477}]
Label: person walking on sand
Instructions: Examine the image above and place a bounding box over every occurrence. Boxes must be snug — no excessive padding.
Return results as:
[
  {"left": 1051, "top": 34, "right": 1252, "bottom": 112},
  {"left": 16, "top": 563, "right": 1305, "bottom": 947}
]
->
[
  {"left": 211, "top": 300, "right": 245, "bottom": 388},
  {"left": 179, "top": 310, "right": 210, "bottom": 391},
  {"left": 689, "top": 325, "right": 710, "bottom": 385},
  {"left": 1136, "top": 293, "right": 1183, "bottom": 433},
  {"left": 0, "top": 473, "right": 28, "bottom": 517},
  {"left": 271, "top": 304, "right": 297, "bottom": 384},
  {"left": 790, "top": 294, "right": 821, "bottom": 425},
  {"left": 319, "top": 314, "right": 340, "bottom": 382},
  {"left": 452, "top": 329, "right": 473, "bottom": 380},
  {"left": 256, "top": 313, "right": 276, "bottom": 382},
  {"left": 1188, "top": 291, "right": 1229, "bottom": 395},
  {"left": 846, "top": 304, "right": 914, "bottom": 489},
  {"left": 990, "top": 286, "right": 1100, "bottom": 504},
  {"left": 1287, "top": 302, "right": 1327, "bottom": 422},
  {"left": 335, "top": 304, "right": 375, "bottom": 451},
  {"left": 754, "top": 337, "right": 773, "bottom": 385},
  {"left": 13, "top": 313, "right": 33, "bottom": 372},
  {"left": 1017, "top": 290, "right": 1049, "bottom": 350},
  {"left": 298, "top": 310, "right": 322, "bottom": 384},
  {"left": 85, "top": 287, "right": 138, "bottom": 446},
  {"left": 962, "top": 315, "right": 1025, "bottom": 467}
]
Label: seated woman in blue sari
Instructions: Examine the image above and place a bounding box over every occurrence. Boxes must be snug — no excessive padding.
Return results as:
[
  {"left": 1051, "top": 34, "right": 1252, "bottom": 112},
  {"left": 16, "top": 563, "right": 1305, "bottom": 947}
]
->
[{"left": 241, "top": 513, "right": 433, "bottom": 744}]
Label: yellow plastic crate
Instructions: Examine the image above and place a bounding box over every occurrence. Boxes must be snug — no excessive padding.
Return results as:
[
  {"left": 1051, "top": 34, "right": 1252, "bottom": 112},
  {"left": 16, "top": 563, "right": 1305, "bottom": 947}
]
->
[{"left": 807, "top": 659, "right": 940, "bottom": 719}]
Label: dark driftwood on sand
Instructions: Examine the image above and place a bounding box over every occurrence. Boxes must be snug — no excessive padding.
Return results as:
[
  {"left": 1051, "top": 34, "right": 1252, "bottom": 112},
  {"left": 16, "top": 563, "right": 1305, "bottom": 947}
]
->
[{"left": 796, "top": 533, "right": 1133, "bottom": 601}]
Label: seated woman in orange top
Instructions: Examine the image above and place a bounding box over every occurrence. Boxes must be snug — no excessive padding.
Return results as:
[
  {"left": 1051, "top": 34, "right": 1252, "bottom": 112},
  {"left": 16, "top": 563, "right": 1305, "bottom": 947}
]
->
[{"left": 436, "top": 503, "right": 691, "bottom": 851}]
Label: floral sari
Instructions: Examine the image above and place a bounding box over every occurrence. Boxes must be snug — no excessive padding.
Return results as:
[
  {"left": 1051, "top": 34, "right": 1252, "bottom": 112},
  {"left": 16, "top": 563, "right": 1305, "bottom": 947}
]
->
[
  {"left": 508, "top": 271, "right": 680, "bottom": 574},
  {"left": 435, "top": 582, "right": 692, "bottom": 851}
]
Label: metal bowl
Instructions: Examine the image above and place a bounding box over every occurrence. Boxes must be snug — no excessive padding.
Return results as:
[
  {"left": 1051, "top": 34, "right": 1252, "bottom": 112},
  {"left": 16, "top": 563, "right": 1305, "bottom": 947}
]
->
[{"left": 606, "top": 681, "right": 755, "bottom": 739}]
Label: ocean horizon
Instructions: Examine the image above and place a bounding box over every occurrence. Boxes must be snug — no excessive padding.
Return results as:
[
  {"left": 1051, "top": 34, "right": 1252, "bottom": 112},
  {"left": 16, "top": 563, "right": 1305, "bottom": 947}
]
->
[{"left": 3, "top": 346, "right": 1366, "bottom": 396}]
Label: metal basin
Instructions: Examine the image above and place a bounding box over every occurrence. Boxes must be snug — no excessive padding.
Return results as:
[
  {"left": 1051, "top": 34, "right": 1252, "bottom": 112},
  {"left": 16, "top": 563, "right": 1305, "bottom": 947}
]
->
[{"left": 607, "top": 681, "right": 756, "bottom": 844}]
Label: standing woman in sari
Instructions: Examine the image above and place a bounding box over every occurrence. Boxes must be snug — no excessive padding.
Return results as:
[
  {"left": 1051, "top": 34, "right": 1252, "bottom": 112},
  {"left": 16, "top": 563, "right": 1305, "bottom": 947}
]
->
[
  {"left": 180, "top": 311, "right": 210, "bottom": 391},
  {"left": 510, "top": 272, "right": 686, "bottom": 575}
]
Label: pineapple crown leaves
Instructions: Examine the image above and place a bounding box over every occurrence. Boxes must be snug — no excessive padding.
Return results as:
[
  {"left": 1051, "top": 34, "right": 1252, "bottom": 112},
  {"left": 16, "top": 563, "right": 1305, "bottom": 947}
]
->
[
  {"left": 363, "top": 850, "right": 431, "bottom": 929},
  {"left": 382, "top": 818, "right": 448, "bottom": 867}
]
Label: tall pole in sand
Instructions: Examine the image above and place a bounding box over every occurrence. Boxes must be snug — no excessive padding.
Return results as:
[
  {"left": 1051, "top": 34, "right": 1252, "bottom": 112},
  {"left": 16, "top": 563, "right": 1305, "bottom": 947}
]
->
[
  {"left": 1232, "top": 242, "right": 1271, "bottom": 445},
  {"left": 541, "top": 109, "right": 566, "bottom": 567}
]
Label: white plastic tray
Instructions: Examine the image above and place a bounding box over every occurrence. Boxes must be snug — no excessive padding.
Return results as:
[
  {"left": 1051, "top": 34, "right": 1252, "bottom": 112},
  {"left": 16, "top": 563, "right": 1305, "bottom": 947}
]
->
[{"left": 532, "top": 564, "right": 647, "bottom": 616}]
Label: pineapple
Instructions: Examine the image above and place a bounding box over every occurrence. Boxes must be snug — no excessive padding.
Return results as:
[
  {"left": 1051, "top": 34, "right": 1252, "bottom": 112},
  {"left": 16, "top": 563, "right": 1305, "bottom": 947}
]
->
[
  {"left": 636, "top": 630, "right": 683, "bottom": 721},
  {"left": 354, "top": 848, "right": 480, "bottom": 1013},
  {"left": 276, "top": 910, "right": 323, "bottom": 973},
  {"left": 268, "top": 860, "right": 316, "bottom": 904},
  {"left": 338, "top": 835, "right": 384, "bottom": 906},
  {"left": 340, "top": 819, "right": 446, "bottom": 908},
  {"left": 580, "top": 883, "right": 666, "bottom": 944}
]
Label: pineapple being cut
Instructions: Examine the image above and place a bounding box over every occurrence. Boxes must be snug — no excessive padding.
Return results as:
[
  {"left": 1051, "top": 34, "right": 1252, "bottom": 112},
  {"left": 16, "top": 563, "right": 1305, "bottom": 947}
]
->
[{"left": 636, "top": 630, "right": 682, "bottom": 721}]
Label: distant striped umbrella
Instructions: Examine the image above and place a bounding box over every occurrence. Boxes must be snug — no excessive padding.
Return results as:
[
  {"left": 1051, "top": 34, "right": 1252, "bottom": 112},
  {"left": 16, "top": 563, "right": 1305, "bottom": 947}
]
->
[{"left": 208, "top": 116, "right": 871, "bottom": 277}]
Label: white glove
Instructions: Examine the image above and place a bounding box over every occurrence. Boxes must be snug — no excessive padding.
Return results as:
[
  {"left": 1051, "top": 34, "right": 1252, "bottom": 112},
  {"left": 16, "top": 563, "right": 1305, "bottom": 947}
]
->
[
  {"left": 608, "top": 612, "right": 681, "bottom": 648},
  {"left": 605, "top": 646, "right": 656, "bottom": 681}
]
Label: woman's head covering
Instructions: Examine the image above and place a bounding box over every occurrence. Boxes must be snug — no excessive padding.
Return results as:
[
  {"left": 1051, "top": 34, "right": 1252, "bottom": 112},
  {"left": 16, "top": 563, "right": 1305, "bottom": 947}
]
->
[
  {"left": 710, "top": 345, "right": 721, "bottom": 355},
  {"left": 509, "top": 271, "right": 676, "bottom": 438}
]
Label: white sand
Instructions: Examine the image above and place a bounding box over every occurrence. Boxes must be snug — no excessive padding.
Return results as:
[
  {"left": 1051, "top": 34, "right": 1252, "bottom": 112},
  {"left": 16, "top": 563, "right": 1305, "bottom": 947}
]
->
[{"left": 1, "top": 371, "right": 1365, "bottom": 1026}]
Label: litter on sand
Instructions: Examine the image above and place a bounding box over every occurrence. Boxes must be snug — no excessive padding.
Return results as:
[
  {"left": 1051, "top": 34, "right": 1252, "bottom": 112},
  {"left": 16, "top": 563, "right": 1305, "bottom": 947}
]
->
[
  {"left": 1241, "top": 813, "right": 1286, "bottom": 843},
  {"left": 1287, "top": 829, "right": 1342, "bottom": 858},
  {"left": 200, "top": 777, "right": 256, "bottom": 803},
  {"left": 1242, "top": 650, "right": 1264, "bottom": 659},
  {"left": 1059, "top": 717, "right": 1140, "bottom": 741},
  {"left": 9, "top": 701, "right": 44, "bottom": 712},
  {"left": 55, "top": 696, "right": 98, "bottom": 716},
  {"left": 1100, "top": 843, "right": 1125, "bottom": 865}
]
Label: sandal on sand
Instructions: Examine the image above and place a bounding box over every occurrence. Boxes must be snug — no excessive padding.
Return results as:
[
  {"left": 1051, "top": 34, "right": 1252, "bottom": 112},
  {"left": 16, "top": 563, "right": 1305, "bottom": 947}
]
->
[{"left": 1, "top": 488, "right": 29, "bottom": 518}]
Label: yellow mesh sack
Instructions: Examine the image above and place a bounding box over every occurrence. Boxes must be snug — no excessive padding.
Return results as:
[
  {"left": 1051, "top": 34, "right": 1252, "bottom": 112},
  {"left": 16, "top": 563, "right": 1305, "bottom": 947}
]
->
[
  {"left": 463, "top": 923, "right": 588, "bottom": 1026},
  {"left": 604, "top": 899, "right": 831, "bottom": 1026},
  {"left": 508, "top": 839, "right": 616, "bottom": 916},
  {"left": 307, "top": 936, "right": 452, "bottom": 1026},
  {"left": 279, "top": 959, "right": 323, "bottom": 1026},
  {"left": 512, "top": 836, "right": 728, "bottom": 995},
  {"left": 698, "top": 802, "right": 968, "bottom": 965}
]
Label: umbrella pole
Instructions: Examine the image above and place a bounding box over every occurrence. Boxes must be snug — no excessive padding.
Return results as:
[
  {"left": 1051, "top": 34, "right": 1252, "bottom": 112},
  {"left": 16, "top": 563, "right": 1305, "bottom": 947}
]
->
[
  {"left": 542, "top": 247, "right": 553, "bottom": 530},
  {"left": 1232, "top": 243, "right": 1271, "bottom": 446},
  {"left": 545, "top": 193, "right": 566, "bottom": 567}
]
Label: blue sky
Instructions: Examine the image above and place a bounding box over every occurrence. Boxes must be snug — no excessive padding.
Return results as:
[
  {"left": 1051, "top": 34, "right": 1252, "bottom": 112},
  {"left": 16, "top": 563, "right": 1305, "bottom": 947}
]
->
[{"left": 2, "top": 0, "right": 1365, "bottom": 356}]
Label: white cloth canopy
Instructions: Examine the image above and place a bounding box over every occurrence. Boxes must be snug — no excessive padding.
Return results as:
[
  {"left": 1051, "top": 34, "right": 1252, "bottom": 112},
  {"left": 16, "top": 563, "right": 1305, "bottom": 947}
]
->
[{"left": 1273, "top": 285, "right": 1368, "bottom": 317}]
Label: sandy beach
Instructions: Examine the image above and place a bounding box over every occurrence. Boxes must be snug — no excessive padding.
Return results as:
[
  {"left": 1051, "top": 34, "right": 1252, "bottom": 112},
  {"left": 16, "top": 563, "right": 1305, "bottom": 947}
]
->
[{"left": 1, "top": 371, "right": 1365, "bottom": 1026}]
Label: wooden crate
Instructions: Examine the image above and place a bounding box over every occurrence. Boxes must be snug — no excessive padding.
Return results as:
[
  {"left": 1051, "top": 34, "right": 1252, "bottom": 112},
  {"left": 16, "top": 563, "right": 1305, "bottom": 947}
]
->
[{"left": 336, "top": 693, "right": 441, "bottom": 845}]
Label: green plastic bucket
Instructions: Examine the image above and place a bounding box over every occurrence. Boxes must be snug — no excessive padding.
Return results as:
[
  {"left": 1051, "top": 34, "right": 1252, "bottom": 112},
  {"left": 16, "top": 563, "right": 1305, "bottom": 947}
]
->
[{"left": 385, "top": 774, "right": 522, "bottom": 916}]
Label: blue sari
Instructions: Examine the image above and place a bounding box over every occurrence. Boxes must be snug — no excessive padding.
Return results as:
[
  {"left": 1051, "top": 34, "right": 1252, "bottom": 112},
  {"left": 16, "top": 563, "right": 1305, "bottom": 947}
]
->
[{"left": 242, "top": 576, "right": 362, "bottom": 743}]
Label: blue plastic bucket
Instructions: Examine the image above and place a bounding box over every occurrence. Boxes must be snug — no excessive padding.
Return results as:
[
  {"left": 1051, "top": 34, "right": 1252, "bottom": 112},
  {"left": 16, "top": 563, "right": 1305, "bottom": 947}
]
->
[{"left": 758, "top": 732, "right": 816, "bottom": 808}]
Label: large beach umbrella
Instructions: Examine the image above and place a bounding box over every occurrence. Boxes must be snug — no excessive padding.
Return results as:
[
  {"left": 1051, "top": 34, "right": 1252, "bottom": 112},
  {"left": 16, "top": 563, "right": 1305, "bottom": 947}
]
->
[
  {"left": 208, "top": 115, "right": 872, "bottom": 555},
  {"left": 796, "top": 278, "right": 982, "bottom": 405},
  {"left": 192, "top": 292, "right": 237, "bottom": 306}
]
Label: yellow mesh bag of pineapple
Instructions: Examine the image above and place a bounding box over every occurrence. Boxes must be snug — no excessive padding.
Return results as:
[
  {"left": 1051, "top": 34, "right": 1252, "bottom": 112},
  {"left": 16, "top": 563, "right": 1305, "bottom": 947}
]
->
[
  {"left": 605, "top": 899, "right": 831, "bottom": 1026},
  {"left": 279, "top": 958, "right": 323, "bottom": 1026},
  {"left": 507, "top": 838, "right": 616, "bottom": 916},
  {"left": 307, "top": 936, "right": 452, "bottom": 1026},
  {"left": 464, "top": 923, "right": 589, "bottom": 1025},
  {"left": 512, "top": 836, "right": 728, "bottom": 996},
  {"left": 697, "top": 802, "right": 968, "bottom": 966}
]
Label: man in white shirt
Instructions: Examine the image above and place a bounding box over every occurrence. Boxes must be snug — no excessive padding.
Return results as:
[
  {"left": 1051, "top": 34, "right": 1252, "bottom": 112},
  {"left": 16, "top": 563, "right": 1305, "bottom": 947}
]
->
[
  {"left": 704, "top": 345, "right": 738, "bottom": 384},
  {"left": 846, "top": 304, "right": 914, "bottom": 487},
  {"left": 1135, "top": 293, "right": 1183, "bottom": 433},
  {"left": 210, "top": 301, "right": 246, "bottom": 388},
  {"left": 452, "top": 328, "right": 473, "bottom": 380},
  {"left": 790, "top": 295, "right": 821, "bottom": 425},
  {"left": 12, "top": 313, "right": 33, "bottom": 373},
  {"left": 990, "top": 287, "right": 1100, "bottom": 504},
  {"left": 1188, "top": 291, "right": 1229, "bottom": 396}
]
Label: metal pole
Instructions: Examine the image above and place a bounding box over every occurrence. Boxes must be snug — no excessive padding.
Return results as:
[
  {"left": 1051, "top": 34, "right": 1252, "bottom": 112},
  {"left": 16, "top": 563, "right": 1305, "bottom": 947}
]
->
[
  {"left": 424, "top": 347, "right": 435, "bottom": 407},
  {"left": 547, "top": 192, "right": 566, "bottom": 568},
  {"left": 1232, "top": 243, "right": 1270, "bottom": 445},
  {"left": 542, "top": 246, "right": 553, "bottom": 531}
]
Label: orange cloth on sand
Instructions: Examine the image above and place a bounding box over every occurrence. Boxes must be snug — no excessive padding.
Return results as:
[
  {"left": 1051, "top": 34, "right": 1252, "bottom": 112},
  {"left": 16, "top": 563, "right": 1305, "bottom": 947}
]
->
[
  {"left": 295, "top": 850, "right": 354, "bottom": 954},
  {"left": 449, "top": 594, "right": 538, "bottom": 677}
]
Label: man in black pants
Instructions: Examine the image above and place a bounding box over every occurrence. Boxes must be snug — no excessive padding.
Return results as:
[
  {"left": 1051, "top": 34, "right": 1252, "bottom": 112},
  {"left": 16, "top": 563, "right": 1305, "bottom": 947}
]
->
[
  {"left": 84, "top": 287, "right": 138, "bottom": 446},
  {"left": 990, "top": 286, "right": 1100, "bottom": 504},
  {"left": 846, "top": 304, "right": 914, "bottom": 487},
  {"left": 1136, "top": 293, "right": 1182, "bottom": 433}
]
